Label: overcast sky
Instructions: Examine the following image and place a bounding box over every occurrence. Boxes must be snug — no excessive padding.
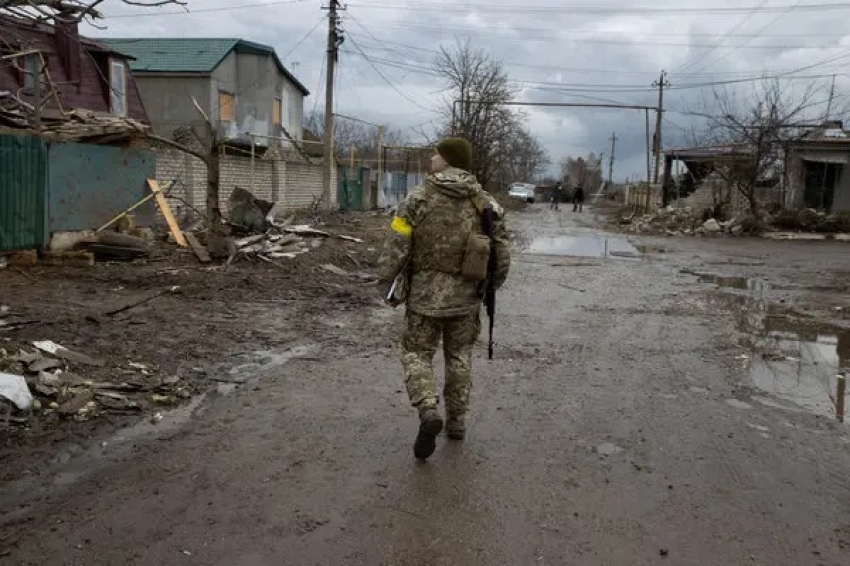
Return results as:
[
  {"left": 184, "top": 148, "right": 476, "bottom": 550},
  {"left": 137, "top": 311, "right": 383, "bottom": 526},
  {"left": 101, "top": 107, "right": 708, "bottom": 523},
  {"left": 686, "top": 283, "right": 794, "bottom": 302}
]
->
[{"left": 84, "top": 0, "right": 850, "bottom": 182}]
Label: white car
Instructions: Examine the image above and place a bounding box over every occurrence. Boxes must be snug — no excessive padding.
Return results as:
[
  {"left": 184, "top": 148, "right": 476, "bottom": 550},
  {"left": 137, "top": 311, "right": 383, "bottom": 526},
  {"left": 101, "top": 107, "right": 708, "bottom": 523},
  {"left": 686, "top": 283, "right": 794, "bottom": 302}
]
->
[{"left": 508, "top": 183, "right": 535, "bottom": 203}]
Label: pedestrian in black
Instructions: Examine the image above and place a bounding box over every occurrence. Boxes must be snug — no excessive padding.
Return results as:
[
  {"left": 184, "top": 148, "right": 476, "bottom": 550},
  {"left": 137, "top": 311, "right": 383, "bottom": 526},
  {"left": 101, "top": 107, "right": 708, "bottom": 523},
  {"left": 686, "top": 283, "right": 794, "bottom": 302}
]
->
[
  {"left": 551, "top": 182, "right": 563, "bottom": 211},
  {"left": 573, "top": 185, "right": 585, "bottom": 212}
]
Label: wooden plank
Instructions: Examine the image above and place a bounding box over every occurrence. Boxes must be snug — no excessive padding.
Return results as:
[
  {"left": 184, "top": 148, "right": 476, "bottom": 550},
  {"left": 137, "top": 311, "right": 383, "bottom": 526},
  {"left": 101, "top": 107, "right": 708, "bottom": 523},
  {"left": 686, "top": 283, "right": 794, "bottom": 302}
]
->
[
  {"left": 185, "top": 232, "right": 211, "bottom": 263},
  {"left": 148, "top": 179, "right": 187, "bottom": 248}
]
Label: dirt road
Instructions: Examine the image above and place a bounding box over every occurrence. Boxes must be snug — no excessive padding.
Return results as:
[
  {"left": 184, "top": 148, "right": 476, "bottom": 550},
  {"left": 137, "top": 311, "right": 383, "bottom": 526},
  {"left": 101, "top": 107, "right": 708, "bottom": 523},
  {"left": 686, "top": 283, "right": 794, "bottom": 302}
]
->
[{"left": 3, "top": 205, "right": 849, "bottom": 565}]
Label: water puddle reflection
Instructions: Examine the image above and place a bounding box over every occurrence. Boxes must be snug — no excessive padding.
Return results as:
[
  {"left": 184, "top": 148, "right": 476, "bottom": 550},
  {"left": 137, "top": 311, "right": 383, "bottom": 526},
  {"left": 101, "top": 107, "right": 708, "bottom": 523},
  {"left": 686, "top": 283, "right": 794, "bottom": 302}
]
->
[
  {"left": 525, "top": 236, "right": 639, "bottom": 259},
  {"left": 702, "top": 283, "right": 848, "bottom": 422},
  {"left": 698, "top": 273, "right": 770, "bottom": 293},
  {"left": 749, "top": 323, "right": 848, "bottom": 421}
]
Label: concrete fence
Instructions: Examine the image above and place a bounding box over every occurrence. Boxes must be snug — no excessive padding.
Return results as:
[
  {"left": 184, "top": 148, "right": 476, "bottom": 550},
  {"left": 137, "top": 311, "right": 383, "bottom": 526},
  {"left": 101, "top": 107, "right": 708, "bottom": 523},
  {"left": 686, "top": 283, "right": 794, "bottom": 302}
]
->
[{"left": 154, "top": 149, "right": 337, "bottom": 222}]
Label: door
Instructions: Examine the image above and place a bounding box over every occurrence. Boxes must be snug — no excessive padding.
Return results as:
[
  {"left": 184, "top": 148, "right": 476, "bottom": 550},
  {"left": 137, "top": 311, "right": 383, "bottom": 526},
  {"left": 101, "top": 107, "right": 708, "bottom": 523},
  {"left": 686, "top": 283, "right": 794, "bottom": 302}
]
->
[
  {"left": 804, "top": 161, "right": 841, "bottom": 211},
  {"left": 338, "top": 167, "right": 364, "bottom": 211}
]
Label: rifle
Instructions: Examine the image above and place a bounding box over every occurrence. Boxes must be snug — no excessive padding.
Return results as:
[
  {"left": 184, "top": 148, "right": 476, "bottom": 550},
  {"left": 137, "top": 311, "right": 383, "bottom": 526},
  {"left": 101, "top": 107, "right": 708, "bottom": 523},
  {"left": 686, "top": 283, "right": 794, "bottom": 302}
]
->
[{"left": 480, "top": 204, "right": 497, "bottom": 359}]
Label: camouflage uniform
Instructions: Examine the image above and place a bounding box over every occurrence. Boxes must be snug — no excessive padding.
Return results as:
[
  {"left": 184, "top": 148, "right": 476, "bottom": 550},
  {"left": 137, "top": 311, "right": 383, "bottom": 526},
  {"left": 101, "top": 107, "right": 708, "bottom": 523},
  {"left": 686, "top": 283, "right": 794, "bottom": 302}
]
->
[{"left": 379, "top": 166, "right": 511, "bottom": 431}]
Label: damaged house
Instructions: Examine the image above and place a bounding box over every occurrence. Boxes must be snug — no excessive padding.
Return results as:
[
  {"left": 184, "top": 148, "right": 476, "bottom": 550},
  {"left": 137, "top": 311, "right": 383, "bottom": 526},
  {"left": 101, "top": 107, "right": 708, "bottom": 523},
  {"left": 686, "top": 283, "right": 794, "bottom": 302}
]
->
[
  {"left": 784, "top": 121, "right": 850, "bottom": 213},
  {"left": 662, "top": 122, "right": 850, "bottom": 217},
  {"left": 0, "top": 16, "right": 157, "bottom": 254},
  {"left": 99, "top": 37, "right": 309, "bottom": 152},
  {"left": 0, "top": 14, "right": 148, "bottom": 139}
]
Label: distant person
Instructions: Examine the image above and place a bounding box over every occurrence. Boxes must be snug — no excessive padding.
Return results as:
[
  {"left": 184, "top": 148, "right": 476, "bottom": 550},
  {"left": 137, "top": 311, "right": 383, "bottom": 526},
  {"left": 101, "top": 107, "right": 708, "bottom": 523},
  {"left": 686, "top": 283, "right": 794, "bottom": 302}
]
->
[
  {"left": 551, "top": 182, "right": 564, "bottom": 210},
  {"left": 573, "top": 185, "right": 585, "bottom": 212}
]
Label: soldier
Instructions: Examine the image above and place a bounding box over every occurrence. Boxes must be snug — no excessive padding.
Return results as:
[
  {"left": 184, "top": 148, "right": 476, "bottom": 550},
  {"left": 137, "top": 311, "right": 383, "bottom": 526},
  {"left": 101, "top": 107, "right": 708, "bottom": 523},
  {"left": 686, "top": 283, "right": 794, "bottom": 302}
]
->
[{"left": 379, "top": 137, "right": 511, "bottom": 460}]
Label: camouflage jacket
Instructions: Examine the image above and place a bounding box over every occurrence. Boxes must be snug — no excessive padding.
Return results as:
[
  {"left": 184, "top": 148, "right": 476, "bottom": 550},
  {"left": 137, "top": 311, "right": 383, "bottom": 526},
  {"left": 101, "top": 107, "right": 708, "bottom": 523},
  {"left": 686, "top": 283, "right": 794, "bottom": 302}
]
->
[{"left": 378, "top": 167, "right": 511, "bottom": 317}]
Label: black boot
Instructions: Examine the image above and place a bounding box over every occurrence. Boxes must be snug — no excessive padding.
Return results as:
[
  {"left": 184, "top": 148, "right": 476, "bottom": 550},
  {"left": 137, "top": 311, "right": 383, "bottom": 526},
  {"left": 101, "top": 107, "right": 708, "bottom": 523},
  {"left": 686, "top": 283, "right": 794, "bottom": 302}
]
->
[
  {"left": 446, "top": 414, "right": 465, "bottom": 440},
  {"left": 413, "top": 407, "right": 443, "bottom": 460}
]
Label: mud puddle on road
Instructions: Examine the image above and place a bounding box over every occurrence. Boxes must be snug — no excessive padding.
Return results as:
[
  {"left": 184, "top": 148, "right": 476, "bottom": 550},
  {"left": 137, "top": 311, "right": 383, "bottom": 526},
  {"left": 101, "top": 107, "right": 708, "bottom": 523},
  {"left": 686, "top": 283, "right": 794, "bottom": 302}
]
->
[
  {"left": 698, "top": 273, "right": 770, "bottom": 293},
  {"left": 525, "top": 235, "right": 640, "bottom": 259},
  {"left": 746, "top": 322, "right": 848, "bottom": 421},
  {"left": 698, "top": 274, "right": 848, "bottom": 421}
]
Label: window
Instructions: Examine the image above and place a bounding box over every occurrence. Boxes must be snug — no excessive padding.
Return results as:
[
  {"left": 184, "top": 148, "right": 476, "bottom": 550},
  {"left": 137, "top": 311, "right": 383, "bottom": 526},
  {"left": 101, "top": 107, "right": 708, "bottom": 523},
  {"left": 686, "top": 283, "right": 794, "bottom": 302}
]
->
[
  {"left": 23, "top": 54, "right": 42, "bottom": 91},
  {"left": 219, "top": 92, "right": 235, "bottom": 121},
  {"left": 273, "top": 97, "right": 282, "bottom": 126},
  {"left": 109, "top": 60, "right": 126, "bottom": 117}
]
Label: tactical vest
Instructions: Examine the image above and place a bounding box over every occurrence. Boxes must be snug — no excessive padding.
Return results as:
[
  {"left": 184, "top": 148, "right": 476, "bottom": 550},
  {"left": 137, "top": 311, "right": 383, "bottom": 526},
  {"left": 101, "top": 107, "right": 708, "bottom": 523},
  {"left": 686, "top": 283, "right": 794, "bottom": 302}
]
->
[{"left": 411, "top": 185, "right": 488, "bottom": 275}]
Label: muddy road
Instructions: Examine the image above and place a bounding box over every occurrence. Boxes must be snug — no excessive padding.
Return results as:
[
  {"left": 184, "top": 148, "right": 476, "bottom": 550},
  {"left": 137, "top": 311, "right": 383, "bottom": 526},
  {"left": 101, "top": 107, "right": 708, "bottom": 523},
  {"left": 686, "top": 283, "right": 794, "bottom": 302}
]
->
[{"left": 3, "top": 204, "right": 849, "bottom": 565}]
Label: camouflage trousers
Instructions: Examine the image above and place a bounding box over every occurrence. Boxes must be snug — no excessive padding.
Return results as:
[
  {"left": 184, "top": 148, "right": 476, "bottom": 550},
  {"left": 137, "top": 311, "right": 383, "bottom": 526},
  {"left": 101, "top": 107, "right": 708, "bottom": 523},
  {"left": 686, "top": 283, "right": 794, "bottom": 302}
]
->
[{"left": 401, "top": 310, "right": 481, "bottom": 416}]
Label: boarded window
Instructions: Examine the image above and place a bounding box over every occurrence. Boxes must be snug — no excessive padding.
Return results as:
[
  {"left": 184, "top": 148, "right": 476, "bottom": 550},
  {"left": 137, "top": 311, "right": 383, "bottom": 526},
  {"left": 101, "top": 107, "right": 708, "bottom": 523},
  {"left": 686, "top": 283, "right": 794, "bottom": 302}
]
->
[
  {"left": 219, "top": 92, "right": 235, "bottom": 121},
  {"left": 109, "top": 60, "right": 127, "bottom": 117},
  {"left": 273, "top": 97, "right": 282, "bottom": 125}
]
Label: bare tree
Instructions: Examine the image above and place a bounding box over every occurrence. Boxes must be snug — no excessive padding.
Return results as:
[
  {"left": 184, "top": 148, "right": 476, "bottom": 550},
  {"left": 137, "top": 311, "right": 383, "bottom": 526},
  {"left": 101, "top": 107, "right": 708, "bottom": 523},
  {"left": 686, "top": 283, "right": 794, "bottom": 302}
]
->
[
  {"left": 145, "top": 99, "right": 228, "bottom": 256},
  {"left": 304, "top": 110, "right": 408, "bottom": 162},
  {"left": 492, "top": 125, "right": 550, "bottom": 188},
  {"left": 0, "top": 0, "right": 186, "bottom": 23},
  {"left": 691, "top": 78, "right": 828, "bottom": 218},
  {"left": 434, "top": 39, "right": 536, "bottom": 187}
]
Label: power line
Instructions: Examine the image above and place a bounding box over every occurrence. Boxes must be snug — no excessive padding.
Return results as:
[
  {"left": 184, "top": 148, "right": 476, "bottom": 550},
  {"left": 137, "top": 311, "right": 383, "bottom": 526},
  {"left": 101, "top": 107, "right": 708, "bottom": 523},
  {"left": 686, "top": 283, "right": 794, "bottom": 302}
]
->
[
  {"left": 347, "top": 1, "right": 850, "bottom": 15},
  {"left": 343, "top": 49, "right": 845, "bottom": 93},
  {"left": 107, "top": 0, "right": 307, "bottom": 18},
  {"left": 692, "top": 1, "right": 806, "bottom": 74},
  {"left": 351, "top": 22, "right": 849, "bottom": 49},
  {"left": 347, "top": 32, "right": 850, "bottom": 79},
  {"left": 281, "top": 16, "right": 326, "bottom": 60},
  {"left": 676, "top": 0, "right": 770, "bottom": 74},
  {"left": 344, "top": 36, "right": 434, "bottom": 112}
]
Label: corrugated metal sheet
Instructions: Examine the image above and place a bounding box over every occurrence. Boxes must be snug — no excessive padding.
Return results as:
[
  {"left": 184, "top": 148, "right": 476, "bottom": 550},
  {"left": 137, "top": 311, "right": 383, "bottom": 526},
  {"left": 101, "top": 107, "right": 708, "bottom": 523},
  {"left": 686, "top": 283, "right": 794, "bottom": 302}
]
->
[
  {"left": 48, "top": 142, "right": 156, "bottom": 232},
  {"left": 0, "top": 134, "right": 47, "bottom": 251}
]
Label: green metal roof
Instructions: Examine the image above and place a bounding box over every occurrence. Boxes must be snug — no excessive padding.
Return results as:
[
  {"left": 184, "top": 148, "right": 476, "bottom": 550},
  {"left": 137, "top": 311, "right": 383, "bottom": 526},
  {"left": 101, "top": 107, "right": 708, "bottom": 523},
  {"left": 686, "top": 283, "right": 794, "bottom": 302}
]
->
[{"left": 99, "top": 37, "right": 309, "bottom": 95}]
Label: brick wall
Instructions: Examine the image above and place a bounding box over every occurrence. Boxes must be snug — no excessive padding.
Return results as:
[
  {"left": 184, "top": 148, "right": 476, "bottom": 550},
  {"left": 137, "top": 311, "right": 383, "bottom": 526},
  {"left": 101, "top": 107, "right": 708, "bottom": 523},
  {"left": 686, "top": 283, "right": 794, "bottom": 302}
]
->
[{"left": 154, "top": 149, "right": 337, "bottom": 224}]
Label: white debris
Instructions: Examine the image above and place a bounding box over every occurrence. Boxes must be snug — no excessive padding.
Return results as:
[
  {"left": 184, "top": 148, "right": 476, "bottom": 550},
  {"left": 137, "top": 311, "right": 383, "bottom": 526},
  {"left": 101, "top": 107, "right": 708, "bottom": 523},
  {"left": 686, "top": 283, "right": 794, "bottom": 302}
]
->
[{"left": 0, "top": 372, "right": 34, "bottom": 411}]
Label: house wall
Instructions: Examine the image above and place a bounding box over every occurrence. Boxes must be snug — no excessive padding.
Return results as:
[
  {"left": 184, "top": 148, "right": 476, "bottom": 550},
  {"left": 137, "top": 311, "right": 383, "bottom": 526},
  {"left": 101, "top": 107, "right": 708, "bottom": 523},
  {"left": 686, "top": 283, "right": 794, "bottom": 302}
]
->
[
  {"left": 155, "top": 149, "right": 337, "bottom": 219},
  {"left": 134, "top": 75, "right": 211, "bottom": 137},
  {"left": 210, "top": 51, "right": 304, "bottom": 146}
]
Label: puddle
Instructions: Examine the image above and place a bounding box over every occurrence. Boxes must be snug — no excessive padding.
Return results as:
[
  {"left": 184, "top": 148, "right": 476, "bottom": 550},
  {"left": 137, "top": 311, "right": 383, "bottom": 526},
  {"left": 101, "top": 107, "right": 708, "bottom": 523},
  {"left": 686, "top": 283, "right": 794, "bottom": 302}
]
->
[
  {"left": 525, "top": 236, "right": 640, "bottom": 259},
  {"left": 700, "top": 278, "right": 848, "bottom": 422},
  {"left": 697, "top": 273, "right": 770, "bottom": 293},
  {"left": 748, "top": 328, "right": 848, "bottom": 420}
]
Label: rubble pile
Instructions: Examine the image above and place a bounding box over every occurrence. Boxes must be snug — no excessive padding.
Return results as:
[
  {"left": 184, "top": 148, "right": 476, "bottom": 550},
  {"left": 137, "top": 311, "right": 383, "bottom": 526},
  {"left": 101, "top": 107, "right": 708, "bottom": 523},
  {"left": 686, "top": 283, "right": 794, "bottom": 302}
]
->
[
  {"left": 617, "top": 205, "right": 750, "bottom": 237},
  {"left": 769, "top": 208, "right": 850, "bottom": 233},
  {"left": 0, "top": 337, "right": 189, "bottom": 428},
  {"left": 220, "top": 187, "right": 364, "bottom": 266},
  {"left": 0, "top": 91, "right": 148, "bottom": 143}
]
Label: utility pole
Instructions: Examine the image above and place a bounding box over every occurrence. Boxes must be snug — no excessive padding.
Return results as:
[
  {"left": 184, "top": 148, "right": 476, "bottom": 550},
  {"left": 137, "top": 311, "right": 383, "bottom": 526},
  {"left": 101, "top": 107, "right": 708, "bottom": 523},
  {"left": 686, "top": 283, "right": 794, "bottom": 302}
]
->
[
  {"left": 652, "top": 70, "right": 669, "bottom": 184},
  {"left": 608, "top": 132, "right": 617, "bottom": 186},
  {"left": 321, "top": 0, "right": 344, "bottom": 206}
]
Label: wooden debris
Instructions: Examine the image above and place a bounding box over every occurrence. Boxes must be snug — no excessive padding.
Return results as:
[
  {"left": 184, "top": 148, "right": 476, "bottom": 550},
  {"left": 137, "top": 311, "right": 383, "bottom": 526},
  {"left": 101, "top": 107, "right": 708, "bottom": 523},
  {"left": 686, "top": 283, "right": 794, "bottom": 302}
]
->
[
  {"left": 149, "top": 180, "right": 187, "bottom": 248},
  {"left": 40, "top": 250, "right": 95, "bottom": 267},
  {"left": 102, "top": 286, "right": 180, "bottom": 316},
  {"left": 4, "top": 250, "right": 37, "bottom": 267},
  {"left": 185, "top": 232, "right": 211, "bottom": 263},
  {"left": 33, "top": 341, "right": 105, "bottom": 367}
]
